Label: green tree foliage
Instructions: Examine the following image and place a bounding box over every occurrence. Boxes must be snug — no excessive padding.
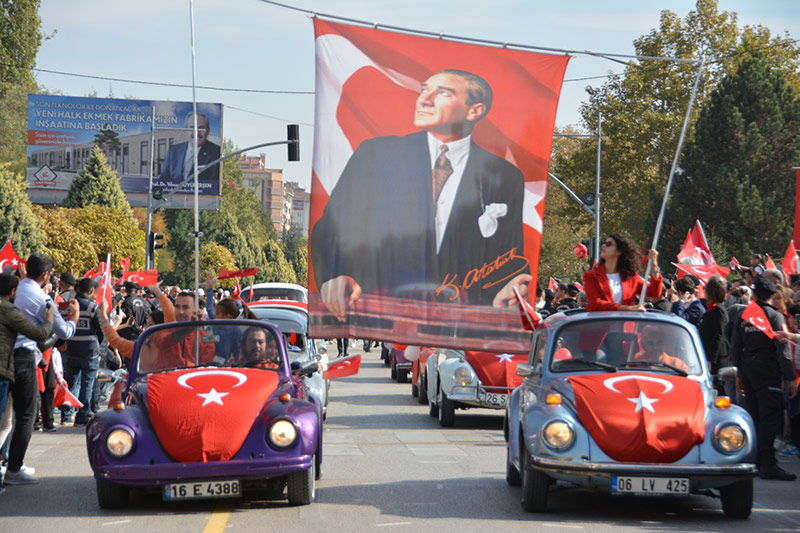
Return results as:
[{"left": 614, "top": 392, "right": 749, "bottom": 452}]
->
[
  {"left": 665, "top": 54, "right": 800, "bottom": 260},
  {"left": 195, "top": 241, "right": 237, "bottom": 290},
  {"left": 0, "top": 83, "right": 36, "bottom": 174},
  {"left": 62, "top": 206, "right": 145, "bottom": 270},
  {"left": 552, "top": 0, "right": 800, "bottom": 250},
  {"left": 62, "top": 145, "right": 134, "bottom": 220},
  {"left": 281, "top": 226, "right": 308, "bottom": 287},
  {"left": 0, "top": 0, "right": 42, "bottom": 100},
  {"left": 0, "top": 164, "right": 46, "bottom": 258},
  {"left": 32, "top": 205, "right": 97, "bottom": 273},
  {"left": 262, "top": 240, "right": 296, "bottom": 284}
]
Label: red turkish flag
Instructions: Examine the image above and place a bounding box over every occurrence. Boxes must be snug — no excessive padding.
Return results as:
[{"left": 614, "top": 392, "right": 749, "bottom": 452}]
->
[
  {"left": 0, "top": 238, "right": 25, "bottom": 273},
  {"left": 765, "top": 254, "right": 777, "bottom": 270},
  {"left": 677, "top": 220, "right": 716, "bottom": 265},
  {"left": 123, "top": 269, "right": 158, "bottom": 286},
  {"left": 95, "top": 254, "right": 113, "bottom": 310},
  {"left": 741, "top": 300, "right": 775, "bottom": 339},
  {"left": 514, "top": 286, "right": 540, "bottom": 331},
  {"left": 119, "top": 257, "right": 131, "bottom": 275},
  {"left": 783, "top": 242, "right": 799, "bottom": 276},
  {"left": 232, "top": 280, "right": 241, "bottom": 299},
  {"left": 729, "top": 256, "right": 740, "bottom": 270},
  {"left": 672, "top": 262, "right": 729, "bottom": 286},
  {"left": 218, "top": 267, "right": 258, "bottom": 280},
  {"left": 323, "top": 354, "right": 361, "bottom": 380},
  {"left": 568, "top": 373, "right": 705, "bottom": 463},
  {"left": 464, "top": 351, "right": 528, "bottom": 392},
  {"left": 54, "top": 382, "right": 83, "bottom": 409},
  {"left": 147, "top": 368, "right": 279, "bottom": 462},
  {"left": 548, "top": 277, "right": 559, "bottom": 292}
]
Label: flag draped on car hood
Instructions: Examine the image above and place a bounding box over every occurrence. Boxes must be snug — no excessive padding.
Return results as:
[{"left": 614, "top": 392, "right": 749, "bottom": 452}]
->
[
  {"left": 568, "top": 373, "right": 705, "bottom": 463},
  {"left": 464, "top": 351, "right": 527, "bottom": 392},
  {"left": 147, "top": 368, "right": 280, "bottom": 462}
]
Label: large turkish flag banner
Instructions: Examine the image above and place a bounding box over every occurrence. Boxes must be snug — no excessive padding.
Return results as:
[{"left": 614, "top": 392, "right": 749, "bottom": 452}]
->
[
  {"left": 568, "top": 373, "right": 706, "bottom": 463},
  {"left": 147, "top": 368, "right": 279, "bottom": 462},
  {"left": 308, "top": 20, "right": 569, "bottom": 352}
]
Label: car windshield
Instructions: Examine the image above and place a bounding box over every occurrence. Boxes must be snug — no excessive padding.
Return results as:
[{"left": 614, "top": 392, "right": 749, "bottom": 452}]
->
[
  {"left": 136, "top": 322, "right": 284, "bottom": 375},
  {"left": 248, "top": 309, "right": 310, "bottom": 363},
  {"left": 248, "top": 288, "right": 307, "bottom": 303},
  {"left": 549, "top": 319, "right": 703, "bottom": 375}
]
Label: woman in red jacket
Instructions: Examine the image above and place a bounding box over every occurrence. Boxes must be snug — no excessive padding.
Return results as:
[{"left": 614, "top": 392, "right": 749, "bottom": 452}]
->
[{"left": 583, "top": 233, "right": 662, "bottom": 311}]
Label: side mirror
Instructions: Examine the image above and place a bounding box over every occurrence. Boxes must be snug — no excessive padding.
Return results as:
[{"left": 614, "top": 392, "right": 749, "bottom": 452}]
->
[
  {"left": 716, "top": 366, "right": 738, "bottom": 381},
  {"left": 516, "top": 363, "right": 534, "bottom": 378},
  {"left": 300, "top": 359, "right": 319, "bottom": 376},
  {"left": 97, "top": 368, "right": 114, "bottom": 383}
]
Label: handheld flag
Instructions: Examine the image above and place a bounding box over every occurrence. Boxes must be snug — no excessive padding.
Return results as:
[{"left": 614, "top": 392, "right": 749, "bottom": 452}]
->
[
  {"left": 54, "top": 382, "right": 83, "bottom": 409},
  {"left": 0, "top": 238, "right": 25, "bottom": 273},
  {"left": 741, "top": 301, "right": 775, "bottom": 339},
  {"left": 323, "top": 354, "right": 361, "bottom": 380},
  {"left": 765, "top": 254, "right": 777, "bottom": 270},
  {"left": 548, "top": 277, "right": 559, "bottom": 292},
  {"left": 218, "top": 267, "right": 258, "bottom": 280},
  {"left": 95, "top": 254, "right": 113, "bottom": 310},
  {"left": 123, "top": 269, "right": 158, "bottom": 286},
  {"left": 677, "top": 220, "right": 715, "bottom": 265},
  {"left": 513, "top": 286, "right": 540, "bottom": 331},
  {"left": 119, "top": 257, "right": 131, "bottom": 275},
  {"left": 248, "top": 283, "right": 254, "bottom": 301},
  {"left": 783, "top": 241, "right": 799, "bottom": 276},
  {"left": 729, "top": 256, "right": 740, "bottom": 270}
]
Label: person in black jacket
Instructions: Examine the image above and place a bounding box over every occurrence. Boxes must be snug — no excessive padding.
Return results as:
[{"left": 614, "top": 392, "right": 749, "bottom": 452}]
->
[
  {"left": 698, "top": 275, "right": 729, "bottom": 391},
  {"left": 731, "top": 276, "right": 797, "bottom": 480}
]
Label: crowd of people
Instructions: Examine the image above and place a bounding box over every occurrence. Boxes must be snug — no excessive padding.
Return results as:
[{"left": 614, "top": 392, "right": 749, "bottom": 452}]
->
[{"left": 0, "top": 253, "right": 259, "bottom": 492}]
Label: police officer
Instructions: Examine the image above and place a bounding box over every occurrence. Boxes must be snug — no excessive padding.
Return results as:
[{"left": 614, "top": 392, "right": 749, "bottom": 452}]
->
[
  {"left": 555, "top": 284, "right": 580, "bottom": 313},
  {"left": 60, "top": 277, "right": 105, "bottom": 426},
  {"left": 731, "top": 276, "right": 798, "bottom": 480},
  {"left": 121, "top": 281, "right": 150, "bottom": 337}
]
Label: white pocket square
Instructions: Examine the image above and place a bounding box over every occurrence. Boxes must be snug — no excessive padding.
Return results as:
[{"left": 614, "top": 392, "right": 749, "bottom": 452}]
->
[{"left": 478, "top": 203, "right": 508, "bottom": 238}]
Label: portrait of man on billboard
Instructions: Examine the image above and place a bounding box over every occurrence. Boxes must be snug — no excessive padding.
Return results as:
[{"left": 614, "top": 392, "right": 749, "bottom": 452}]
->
[
  {"left": 160, "top": 112, "right": 221, "bottom": 184},
  {"left": 310, "top": 68, "right": 531, "bottom": 320}
]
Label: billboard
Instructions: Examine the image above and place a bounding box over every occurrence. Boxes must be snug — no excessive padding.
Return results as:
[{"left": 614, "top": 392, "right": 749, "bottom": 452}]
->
[
  {"left": 308, "top": 21, "right": 569, "bottom": 353},
  {"left": 26, "top": 95, "right": 224, "bottom": 209}
]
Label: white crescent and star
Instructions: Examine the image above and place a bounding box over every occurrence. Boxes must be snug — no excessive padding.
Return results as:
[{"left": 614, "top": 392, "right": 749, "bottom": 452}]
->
[
  {"left": 176, "top": 370, "right": 248, "bottom": 407},
  {"left": 603, "top": 374, "right": 674, "bottom": 414},
  {"left": 497, "top": 354, "right": 514, "bottom": 363}
]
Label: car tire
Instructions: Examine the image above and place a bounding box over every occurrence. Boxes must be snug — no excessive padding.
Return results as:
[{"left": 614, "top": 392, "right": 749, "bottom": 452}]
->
[
  {"left": 521, "top": 445, "right": 548, "bottom": 512},
  {"left": 417, "top": 375, "right": 428, "bottom": 405},
  {"left": 397, "top": 369, "right": 408, "bottom": 383},
  {"left": 390, "top": 363, "right": 397, "bottom": 380},
  {"left": 719, "top": 479, "right": 753, "bottom": 519},
  {"left": 381, "top": 345, "right": 390, "bottom": 366},
  {"left": 315, "top": 446, "right": 323, "bottom": 481},
  {"left": 287, "top": 457, "right": 316, "bottom": 505},
  {"left": 411, "top": 381, "right": 419, "bottom": 397},
  {"left": 506, "top": 442, "right": 521, "bottom": 486},
  {"left": 438, "top": 387, "right": 455, "bottom": 427},
  {"left": 428, "top": 383, "right": 439, "bottom": 417},
  {"left": 96, "top": 479, "right": 129, "bottom": 509}
]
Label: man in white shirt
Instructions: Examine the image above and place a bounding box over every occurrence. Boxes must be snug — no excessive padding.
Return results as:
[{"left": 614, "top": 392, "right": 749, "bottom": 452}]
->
[
  {"left": 311, "top": 69, "right": 529, "bottom": 319},
  {"left": 6, "top": 253, "right": 78, "bottom": 485}
]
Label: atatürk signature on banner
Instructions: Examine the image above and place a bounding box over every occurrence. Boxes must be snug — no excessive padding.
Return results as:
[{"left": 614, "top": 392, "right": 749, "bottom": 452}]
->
[{"left": 436, "top": 247, "right": 529, "bottom": 302}]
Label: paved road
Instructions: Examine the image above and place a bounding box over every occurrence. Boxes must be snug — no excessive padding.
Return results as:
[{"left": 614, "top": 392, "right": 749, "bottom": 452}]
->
[{"left": 2, "top": 346, "right": 800, "bottom": 532}]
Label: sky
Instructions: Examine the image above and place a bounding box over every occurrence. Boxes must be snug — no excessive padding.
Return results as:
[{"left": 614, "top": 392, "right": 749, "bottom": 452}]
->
[{"left": 34, "top": 0, "right": 800, "bottom": 190}]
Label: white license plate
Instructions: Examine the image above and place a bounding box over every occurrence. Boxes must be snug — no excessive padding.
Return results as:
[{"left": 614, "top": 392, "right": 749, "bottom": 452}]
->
[
  {"left": 163, "top": 479, "right": 241, "bottom": 501},
  {"left": 485, "top": 392, "right": 508, "bottom": 406},
  {"left": 611, "top": 476, "right": 688, "bottom": 495}
]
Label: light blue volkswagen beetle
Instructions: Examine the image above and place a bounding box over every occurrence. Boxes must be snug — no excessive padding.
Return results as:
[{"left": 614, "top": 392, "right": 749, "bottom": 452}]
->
[{"left": 504, "top": 310, "right": 757, "bottom": 518}]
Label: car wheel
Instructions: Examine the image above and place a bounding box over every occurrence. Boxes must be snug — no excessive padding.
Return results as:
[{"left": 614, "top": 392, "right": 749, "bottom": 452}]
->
[
  {"left": 417, "top": 375, "right": 428, "bottom": 405},
  {"left": 381, "top": 345, "right": 390, "bottom": 366},
  {"left": 96, "top": 478, "right": 129, "bottom": 509},
  {"left": 315, "top": 445, "right": 323, "bottom": 481},
  {"left": 411, "top": 381, "right": 419, "bottom": 397},
  {"left": 397, "top": 369, "right": 408, "bottom": 383},
  {"left": 438, "top": 387, "right": 455, "bottom": 427},
  {"left": 520, "top": 445, "right": 548, "bottom": 512},
  {"left": 503, "top": 412, "right": 509, "bottom": 442},
  {"left": 506, "top": 442, "right": 521, "bottom": 486},
  {"left": 719, "top": 479, "right": 753, "bottom": 519},
  {"left": 428, "top": 382, "right": 439, "bottom": 417},
  {"left": 287, "top": 456, "right": 316, "bottom": 505}
]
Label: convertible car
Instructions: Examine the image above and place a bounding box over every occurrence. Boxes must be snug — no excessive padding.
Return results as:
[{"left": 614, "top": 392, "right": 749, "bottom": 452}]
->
[
  {"left": 504, "top": 310, "right": 757, "bottom": 518},
  {"left": 88, "top": 319, "right": 322, "bottom": 508}
]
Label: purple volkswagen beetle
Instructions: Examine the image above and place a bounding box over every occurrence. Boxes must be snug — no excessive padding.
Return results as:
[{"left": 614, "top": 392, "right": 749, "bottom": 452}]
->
[{"left": 88, "top": 319, "right": 322, "bottom": 508}]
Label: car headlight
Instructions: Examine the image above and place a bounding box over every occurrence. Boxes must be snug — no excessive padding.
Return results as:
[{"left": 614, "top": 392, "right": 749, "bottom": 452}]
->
[
  {"left": 269, "top": 419, "right": 298, "bottom": 448},
  {"left": 714, "top": 424, "right": 746, "bottom": 453},
  {"left": 106, "top": 428, "right": 134, "bottom": 458},
  {"left": 542, "top": 420, "right": 574, "bottom": 450},
  {"left": 454, "top": 367, "right": 473, "bottom": 387}
]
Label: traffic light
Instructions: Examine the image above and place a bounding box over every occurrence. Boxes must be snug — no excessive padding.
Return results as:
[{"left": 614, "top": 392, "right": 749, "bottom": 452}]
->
[
  {"left": 147, "top": 231, "right": 164, "bottom": 265},
  {"left": 581, "top": 239, "right": 595, "bottom": 269},
  {"left": 287, "top": 124, "right": 300, "bottom": 162},
  {"left": 582, "top": 192, "right": 596, "bottom": 207}
]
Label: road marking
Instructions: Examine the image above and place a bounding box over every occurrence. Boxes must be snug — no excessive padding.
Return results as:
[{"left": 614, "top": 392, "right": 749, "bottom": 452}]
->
[
  {"left": 538, "top": 524, "right": 583, "bottom": 529},
  {"left": 323, "top": 444, "right": 364, "bottom": 455},
  {"left": 203, "top": 505, "right": 232, "bottom": 533},
  {"left": 418, "top": 460, "right": 458, "bottom": 464},
  {"left": 102, "top": 520, "right": 132, "bottom": 526},
  {"left": 406, "top": 445, "right": 465, "bottom": 457},
  {"left": 376, "top": 522, "right": 411, "bottom": 527}
]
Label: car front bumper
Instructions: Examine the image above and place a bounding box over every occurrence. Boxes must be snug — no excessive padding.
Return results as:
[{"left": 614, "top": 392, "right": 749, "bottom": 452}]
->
[
  {"left": 531, "top": 454, "right": 757, "bottom": 480},
  {"left": 95, "top": 455, "right": 313, "bottom": 487},
  {"left": 445, "top": 385, "right": 510, "bottom": 410}
]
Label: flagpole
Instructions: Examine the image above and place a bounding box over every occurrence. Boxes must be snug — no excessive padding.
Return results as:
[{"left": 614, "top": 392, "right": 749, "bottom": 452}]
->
[
  {"left": 639, "top": 56, "right": 706, "bottom": 305},
  {"left": 189, "top": 0, "right": 200, "bottom": 364}
]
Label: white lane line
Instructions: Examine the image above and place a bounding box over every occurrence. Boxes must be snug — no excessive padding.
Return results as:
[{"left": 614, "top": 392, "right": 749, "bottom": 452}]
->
[
  {"left": 418, "top": 460, "right": 458, "bottom": 464},
  {"left": 102, "top": 520, "right": 132, "bottom": 526},
  {"left": 376, "top": 522, "right": 411, "bottom": 527},
  {"left": 538, "top": 524, "right": 583, "bottom": 529}
]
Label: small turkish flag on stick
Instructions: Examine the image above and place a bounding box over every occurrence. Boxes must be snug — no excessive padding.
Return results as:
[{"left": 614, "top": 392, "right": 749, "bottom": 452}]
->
[{"left": 323, "top": 354, "right": 361, "bottom": 380}]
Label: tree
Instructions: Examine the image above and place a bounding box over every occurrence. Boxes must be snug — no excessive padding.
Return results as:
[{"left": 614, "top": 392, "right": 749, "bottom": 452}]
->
[
  {"left": 62, "top": 145, "right": 134, "bottom": 220},
  {"left": 0, "top": 164, "right": 46, "bottom": 258},
  {"left": 665, "top": 54, "right": 800, "bottom": 260},
  {"left": 32, "top": 205, "right": 98, "bottom": 274},
  {"left": 62, "top": 206, "right": 146, "bottom": 270},
  {"left": 0, "top": 0, "right": 42, "bottom": 100},
  {"left": 261, "top": 240, "right": 296, "bottom": 284},
  {"left": 195, "top": 242, "right": 237, "bottom": 290},
  {"left": 552, "top": 0, "right": 800, "bottom": 247},
  {"left": 281, "top": 226, "right": 308, "bottom": 287}
]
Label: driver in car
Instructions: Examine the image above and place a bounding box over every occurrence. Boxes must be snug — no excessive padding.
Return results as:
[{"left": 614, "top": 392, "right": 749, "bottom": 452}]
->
[
  {"left": 631, "top": 325, "right": 689, "bottom": 372},
  {"left": 238, "top": 327, "right": 280, "bottom": 369}
]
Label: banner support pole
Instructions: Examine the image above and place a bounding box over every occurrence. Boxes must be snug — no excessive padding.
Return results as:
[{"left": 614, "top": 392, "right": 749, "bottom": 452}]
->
[{"left": 639, "top": 55, "right": 706, "bottom": 305}]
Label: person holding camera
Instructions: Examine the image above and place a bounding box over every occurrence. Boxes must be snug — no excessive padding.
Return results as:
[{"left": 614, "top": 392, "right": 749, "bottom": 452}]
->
[
  {"left": 7, "top": 253, "right": 78, "bottom": 485},
  {"left": 670, "top": 276, "right": 707, "bottom": 327}
]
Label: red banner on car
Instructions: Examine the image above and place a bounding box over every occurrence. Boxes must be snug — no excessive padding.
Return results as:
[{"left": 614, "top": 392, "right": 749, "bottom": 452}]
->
[
  {"left": 308, "top": 20, "right": 569, "bottom": 353},
  {"left": 147, "top": 368, "right": 279, "bottom": 462},
  {"left": 568, "top": 373, "right": 705, "bottom": 463}
]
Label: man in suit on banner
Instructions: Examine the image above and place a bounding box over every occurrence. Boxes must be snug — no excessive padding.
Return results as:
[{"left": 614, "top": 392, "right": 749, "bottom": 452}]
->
[
  {"left": 311, "top": 69, "right": 531, "bottom": 319},
  {"left": 159, "top": 112, "right": 221, "bottom": 186}
]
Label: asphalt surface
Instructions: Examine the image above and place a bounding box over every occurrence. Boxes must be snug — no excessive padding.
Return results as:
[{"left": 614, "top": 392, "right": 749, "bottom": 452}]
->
[{"left": 2, "top": 344, "right": 800, "bottom": 532}]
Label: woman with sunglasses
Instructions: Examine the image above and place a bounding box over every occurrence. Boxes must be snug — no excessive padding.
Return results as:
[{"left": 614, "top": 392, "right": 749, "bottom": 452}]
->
[{"left": 582, "top": 233, "right": 662, "bottom": 312}]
